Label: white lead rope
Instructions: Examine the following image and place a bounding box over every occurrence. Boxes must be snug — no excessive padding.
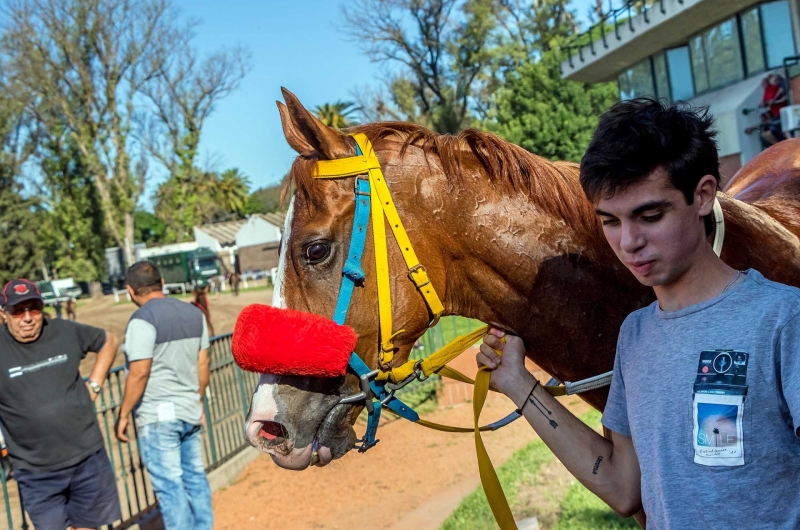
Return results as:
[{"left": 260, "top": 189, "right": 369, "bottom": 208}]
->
[{"left": 564, "top": 370, "right": 614, "bottom": 395}]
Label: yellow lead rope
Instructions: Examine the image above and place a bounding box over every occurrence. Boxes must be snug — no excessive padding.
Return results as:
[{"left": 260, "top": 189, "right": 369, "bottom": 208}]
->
[{"left": 475, "top": 359, "right": 518, "bottom": 529}]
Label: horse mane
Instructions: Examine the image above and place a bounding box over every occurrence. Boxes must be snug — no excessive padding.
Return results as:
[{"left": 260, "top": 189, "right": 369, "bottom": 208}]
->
[{"left": 284, "top": 122, "right": 599, "bottom": 234}]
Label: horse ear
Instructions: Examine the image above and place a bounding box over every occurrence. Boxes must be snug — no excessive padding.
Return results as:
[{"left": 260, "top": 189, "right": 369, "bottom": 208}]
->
[
  {"left": 279, "top": 87, "right": 353, "bottom": 160},
  {"left": 277, "top": 101, "right": 315, "bottom": 156}
]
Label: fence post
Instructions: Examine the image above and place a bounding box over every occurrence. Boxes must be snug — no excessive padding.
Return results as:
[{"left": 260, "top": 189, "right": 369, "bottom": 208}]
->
[
  {"left": 203, "top": 395, "right": 219, "bottom": 467},
  {"left": 235, "top": 367, "right": 252, "bottom": 419},
  {"left": 0, "top": 463, "right": 14, "bottom": 530}
]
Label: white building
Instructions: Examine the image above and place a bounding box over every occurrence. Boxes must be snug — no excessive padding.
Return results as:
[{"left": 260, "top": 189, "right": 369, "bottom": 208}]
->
[
  {"left": 561, "top": 0, "right": 799, "bottom": 181},
  {"left": 235, "top": 213, "right": 284, "bottom": 248},
  {"left": 192, "top": 213, "right": 285, "bottom": 271}
]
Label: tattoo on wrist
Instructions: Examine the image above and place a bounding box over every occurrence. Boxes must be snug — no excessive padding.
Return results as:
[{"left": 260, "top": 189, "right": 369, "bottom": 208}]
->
[
  {"left": 525, "top": 387, "right": 558, "bottom": 429},
  {"left": 592, "top": 455, "right": 603, "bottom": 474}
]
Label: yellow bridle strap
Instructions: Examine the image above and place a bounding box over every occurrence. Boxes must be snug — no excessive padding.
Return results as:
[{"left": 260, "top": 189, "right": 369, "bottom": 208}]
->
[
  {"left": 313, "top": 153, "right": 382, "bottom": 178},
  {"left": 313, "top": 133, "right": 445, "bottom": 375},
  {"left": 370, "top": 170, "right": 395, "bottom": 369}
]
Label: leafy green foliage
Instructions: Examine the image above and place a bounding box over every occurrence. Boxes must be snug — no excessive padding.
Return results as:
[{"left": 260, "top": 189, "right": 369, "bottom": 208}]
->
[
  {"left": 134, "top": 210, "right": 168, "bottom": 247},
  {"left": 38, "top": 137, "right": 108, "bottom": 282},
  {"left": 314, "top": 101, "right": 360, "bottom": 128},
  {"left": 490, "top": 52, "right": 618, "bottom": 162},
  {"left": 154, "top": 167, "right": 252, "bottom": 242},
  {"left": 0, "top": 176, "right": 42, "bottom": 283},
  {"left": 244, "top": 184, "right": 284, "bottom": 215}
]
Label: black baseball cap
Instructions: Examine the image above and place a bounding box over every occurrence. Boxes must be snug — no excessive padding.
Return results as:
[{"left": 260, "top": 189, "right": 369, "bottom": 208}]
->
[{"left": 1, "top": 279, "right": 43, "bottom": 308}]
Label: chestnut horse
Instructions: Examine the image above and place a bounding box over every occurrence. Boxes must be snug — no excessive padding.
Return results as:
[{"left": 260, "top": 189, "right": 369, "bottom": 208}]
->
[{"left": 242, "top": 88, "right": 800, "bottom": 476}]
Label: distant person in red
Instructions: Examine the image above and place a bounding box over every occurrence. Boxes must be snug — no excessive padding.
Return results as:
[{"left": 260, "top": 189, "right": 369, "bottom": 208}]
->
[
  {"left": 760, "top": 73, "right": 788, "bottom": 141},
  {"left": 191, "top": 287, "right": 215, "bottom": 336}
]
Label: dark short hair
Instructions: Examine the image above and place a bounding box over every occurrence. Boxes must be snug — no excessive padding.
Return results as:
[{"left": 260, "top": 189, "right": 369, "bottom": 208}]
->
[
  {"left": 125, "top": 261, "right": 162, "bottom": 296},
  {"left": 580, "top": 98, "right": 720, "bottom": 204}
]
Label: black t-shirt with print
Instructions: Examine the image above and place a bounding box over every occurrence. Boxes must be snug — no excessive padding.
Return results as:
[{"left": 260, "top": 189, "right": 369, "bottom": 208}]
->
[{"left": 0, "top": 319, "right": 107, "bottom": 471}]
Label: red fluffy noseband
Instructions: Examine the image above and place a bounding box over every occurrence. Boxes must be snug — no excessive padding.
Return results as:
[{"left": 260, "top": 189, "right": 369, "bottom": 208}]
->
[{"left": 232, "top": 304, "right": 357, "bottom": 377}]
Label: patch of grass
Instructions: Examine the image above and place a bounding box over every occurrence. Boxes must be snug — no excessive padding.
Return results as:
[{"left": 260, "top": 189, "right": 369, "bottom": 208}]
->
[
  {"left": 440, "top": 409, "right": 632, "bottom": 530},
  {"left": 440, "top": 438, "right": 554, "bottom": 530},
  {"left": 554, "top": 484, "right": 638, "bottom": 530}
]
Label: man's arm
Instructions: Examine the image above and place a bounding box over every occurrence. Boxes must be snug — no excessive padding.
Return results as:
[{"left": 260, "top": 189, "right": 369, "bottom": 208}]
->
[
  {"left": 115, "top": 318, "right": 156, "bottom": 442},
  {"left": 115, "top": 359, "right": 152, "bottom": 443},
  {"left": 198, "top": 349, "right": 209, "bottom": 402},
  {"left": 86, "top": 331, "right": 119, "bottom": 401},
  {"left": 479, "top": 330, "right": 642, "bottom": 517}
]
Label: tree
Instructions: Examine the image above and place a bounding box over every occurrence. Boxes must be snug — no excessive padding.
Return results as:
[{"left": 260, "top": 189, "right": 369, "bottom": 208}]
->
[
  {"left": 38, "top": 135, "right": 107, "bottom": 281},
  {"left": 314, "top": 101, "right": 360, "bottom": 128},
  {"left": 139, "top": 32, "right": 249, "bottom": 232},
  {"left": 0, "top": 75, "right": 42, "bottom": 282},
  {"left": 244, "top": 184, "right": 284, "bottom": 215},
  {"left": 134, "top": 210, "right": 168, "bottom": 246},
  {"left": 0, "top": 178, "right": 42, "bottom": 283},
  {"left": 213, "top": 168, "right": 250, "bottom": 217},
  {"left": 342, "top": 0, "right": 497, "bottom": 133},
  {"left": 154, "top": 167, "right": 251, "bottom": 242},
  {"left": 490, "top": 51, "right": 617, "bottom": 162},
  {"left": 3, "top": 0, "right": 176, "bottom": 266}
]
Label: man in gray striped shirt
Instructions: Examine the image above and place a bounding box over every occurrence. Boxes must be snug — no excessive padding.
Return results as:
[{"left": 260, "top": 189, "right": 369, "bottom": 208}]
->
[{"left": 115, "top": 262, "right": 212, "bottom": 530}]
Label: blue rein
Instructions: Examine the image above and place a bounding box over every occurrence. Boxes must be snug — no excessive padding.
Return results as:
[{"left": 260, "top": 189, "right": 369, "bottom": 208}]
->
[{"left": 331, "top": 174, "right": 419, "bottom": 452}]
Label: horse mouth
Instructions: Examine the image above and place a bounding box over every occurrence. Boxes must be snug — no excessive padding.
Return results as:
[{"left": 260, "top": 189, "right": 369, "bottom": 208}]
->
[{"left": 246, "top": 403, "right": 356, "bottom": 469}]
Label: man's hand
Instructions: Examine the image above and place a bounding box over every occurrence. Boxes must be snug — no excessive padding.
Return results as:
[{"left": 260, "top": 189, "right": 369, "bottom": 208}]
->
[
  {"left": 476, "top": 328, "right": 536, "bottom": 404},
  {"left": 115, "top": 415, "right": 130, "bottom": 443}
]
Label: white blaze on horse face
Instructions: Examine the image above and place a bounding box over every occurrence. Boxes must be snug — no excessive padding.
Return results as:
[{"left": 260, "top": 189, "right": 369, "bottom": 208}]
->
[
  {"left": 245, "top": 373, "right": 281, "bottom": 444},
  {"left": 272, "top": 197, "right": 295, "bottom": 310}
]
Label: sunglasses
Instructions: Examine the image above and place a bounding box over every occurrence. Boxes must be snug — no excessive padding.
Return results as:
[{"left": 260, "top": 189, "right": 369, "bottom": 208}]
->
[{"left": 7, "top": 305, "right": 44, "bottom": 318}]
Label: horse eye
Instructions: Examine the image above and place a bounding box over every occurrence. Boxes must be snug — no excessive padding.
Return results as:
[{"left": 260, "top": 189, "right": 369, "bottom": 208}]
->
[{"left": 304, "top": 242, "right": 330, "bottom": 262}]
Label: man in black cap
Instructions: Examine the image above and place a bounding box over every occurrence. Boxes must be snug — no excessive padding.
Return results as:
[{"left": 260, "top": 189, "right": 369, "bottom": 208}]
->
[{"left": 0, "top": 279, "right": 122, "bottom": 530}]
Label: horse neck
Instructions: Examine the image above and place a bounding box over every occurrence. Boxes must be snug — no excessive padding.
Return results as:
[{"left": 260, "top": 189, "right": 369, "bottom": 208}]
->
[
  {"left": 718, "top": 196, "right": 800, "bottom": 285},
  {"left": 399, "top": 157, "right": 648, "bottom": 404}
]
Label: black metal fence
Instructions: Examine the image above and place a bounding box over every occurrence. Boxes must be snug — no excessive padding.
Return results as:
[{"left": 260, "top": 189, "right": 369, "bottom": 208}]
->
[{"left": 0, "top": 317, "right": 479, "bottom": 529}]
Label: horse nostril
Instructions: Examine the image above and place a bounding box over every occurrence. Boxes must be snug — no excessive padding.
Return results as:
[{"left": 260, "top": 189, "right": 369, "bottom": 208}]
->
[{"left": 258, "top": 421, "right": 288, "bottom": 441}]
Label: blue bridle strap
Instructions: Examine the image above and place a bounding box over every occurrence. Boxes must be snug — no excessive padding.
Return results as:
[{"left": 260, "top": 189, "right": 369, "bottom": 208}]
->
[{"left": 331, "top": 176, "right": 418, "bottom": 452}]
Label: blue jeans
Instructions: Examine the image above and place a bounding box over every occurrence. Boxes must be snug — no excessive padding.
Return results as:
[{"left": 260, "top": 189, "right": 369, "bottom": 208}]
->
[{"left": 138, "top": 421, "right": 213, "bottom": 530}]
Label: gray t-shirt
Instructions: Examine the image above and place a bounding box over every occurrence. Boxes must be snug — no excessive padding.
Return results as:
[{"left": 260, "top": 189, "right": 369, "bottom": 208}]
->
[
  {"left": 602, "top": 270, "right": 800, "bottom": 529},
  {"left": 123, "top": 297, "right": 209, "bottom": 426}
]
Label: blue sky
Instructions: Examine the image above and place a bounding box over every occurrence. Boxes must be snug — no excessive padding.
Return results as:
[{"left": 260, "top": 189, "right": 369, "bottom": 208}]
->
[{"left": 171, "top": 0, "right": 597, "bottom": 196}]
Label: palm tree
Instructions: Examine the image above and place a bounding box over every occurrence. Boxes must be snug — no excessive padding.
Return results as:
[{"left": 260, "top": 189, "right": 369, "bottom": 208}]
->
[
  {"left": 213, "top": 168, "right": 250, "bottom": 217},
  {"left": 314, "top": 100, "right": 360, "bottom": 129}
]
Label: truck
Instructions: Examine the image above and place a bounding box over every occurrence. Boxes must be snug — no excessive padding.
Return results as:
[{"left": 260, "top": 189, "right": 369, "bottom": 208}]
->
[
  {"left": 37, "top": 278, "right": 83, "bottom": 305},
  {"left": 146, "top": 247, "right": 221, "bottom": 292}
]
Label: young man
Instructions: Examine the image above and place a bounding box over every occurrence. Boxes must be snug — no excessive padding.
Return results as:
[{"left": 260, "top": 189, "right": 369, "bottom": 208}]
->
[
  {"left": 0, "top": 279, "right": 121, "bottom": 530},
  {"left": 115, "top": 262, "right": 212, "bottom": 530},
  {"left": 478, "top": 99, "right": 800, "bottom": 528}
]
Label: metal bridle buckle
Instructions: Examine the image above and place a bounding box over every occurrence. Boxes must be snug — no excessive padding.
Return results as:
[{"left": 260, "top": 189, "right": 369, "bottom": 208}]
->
[
  {"left": 354, "top": 175, "right": 370, "bottom": 195},
  {"left": 407, "top": 264, "right": 431, "bottom": 288}
]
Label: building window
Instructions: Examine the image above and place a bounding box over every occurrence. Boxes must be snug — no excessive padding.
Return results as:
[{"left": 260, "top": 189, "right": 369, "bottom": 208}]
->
[
  {"left": 689, "top": 36, "right": 709, "bottom": 94},
  {"left": 653, "top": 52, "right": 671, "bottom": 102},
  {"left": 740, "top": 7, "right": 765, "bottom": 75},
  {"left": 705, "top": 19, "right": 745, "bottom": 89},
  {"left": 761, "top": 0, "right": 796, "bottom": 68},
  {"left": 666, "top": 46, "right": 695, "bottom": 101},
  {"left": 618, "top": 58, "right": 655, "bottom": 100}
]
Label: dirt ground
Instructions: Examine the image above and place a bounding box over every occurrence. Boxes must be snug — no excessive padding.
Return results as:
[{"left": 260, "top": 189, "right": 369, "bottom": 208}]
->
[{"left": 211, "top": 354, "right": 590, "bottom": 530}]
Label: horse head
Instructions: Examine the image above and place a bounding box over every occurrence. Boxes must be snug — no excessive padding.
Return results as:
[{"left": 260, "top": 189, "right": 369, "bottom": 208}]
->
[{"left": 240, "top": 89, "right": 450, "bottom": 469}]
